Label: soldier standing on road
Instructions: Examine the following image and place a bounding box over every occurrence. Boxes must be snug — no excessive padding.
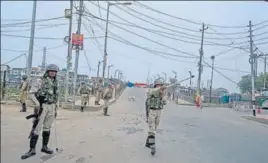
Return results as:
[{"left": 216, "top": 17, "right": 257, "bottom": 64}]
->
[
  {"left": 77, "top": 82, "right": 90, "bottom": 112},
  {"left": 21, "top": 64, "right": 59, "bottom": 160},
  {"left": 145, "top": 78, "right": 167, "bottom": 155},
  {"left": 102, "top": 83, "right": 113, "bottom": 116},
  {"left": 19, "top": 75, "right": 28, "bottom": 112},
  {"left": 95, "top": 78, "right": 103, "bottom": 105}
]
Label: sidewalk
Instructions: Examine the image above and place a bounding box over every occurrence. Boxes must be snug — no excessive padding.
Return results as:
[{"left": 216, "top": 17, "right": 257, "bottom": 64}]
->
[{"left": 176, "top": 98, "right": 194, "bottom": 106}]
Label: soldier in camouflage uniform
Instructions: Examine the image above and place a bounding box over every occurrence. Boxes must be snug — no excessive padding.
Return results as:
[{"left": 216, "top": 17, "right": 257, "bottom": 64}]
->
[
  {"left": 145, "top": 78, "right": 167, "bottom": 155},
  {"left": 102, "top": 83, "right": 113, "bottom": 116},
  {"left": 19, "top": 75, "right": 28, "bottom": 112},
  {"left": 77, "top": 82, "right": 90, "bottom": 112},
  {"left": 21, "top": 64, "right": 59, "bottom": 160},
  {"left": 95, "top": 78, "right": 103, "bottom": 105}
]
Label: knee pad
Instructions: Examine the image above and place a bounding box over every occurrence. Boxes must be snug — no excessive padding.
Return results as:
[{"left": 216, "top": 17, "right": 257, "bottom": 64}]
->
[{"left": 148, "top": 135, "right": 155, "bottom": 145}]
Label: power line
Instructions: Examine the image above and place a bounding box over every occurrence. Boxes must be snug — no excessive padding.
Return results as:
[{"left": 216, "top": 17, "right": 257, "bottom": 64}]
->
[
  {"left": 1, "top": 44, "right": 66, "bottom": 53},
  {"left": 134, "top": 1, "right": 254, "bottom": 29},
  {"left": 1, "top": 23, "right": 68, "bottom": 33},
  {"left": 1, "top": 16, "right": 65, "bottom": 27},
  {"left": 84, "top": 14, "right": 250, "bottom": 74},
  {"left": 84, "top": 11, "right": 251, "bottom": 52},
  {"left": 3, "top": 53, "right": 26, "bottom": 65},
  {"left": 118, "top": 2, "right": 249, "bottom": 35},
  {"left": 81, "top": 9, "right": 197, "bottom": 58},
  {"left": 84, "top": 15, "right": 197, "bottom": 59},
  {"left": 2, "top": 33, "right": 105, "bottom": 40},
  {"left": 88, "top": 2, "right": 250, "bottom": 41}
]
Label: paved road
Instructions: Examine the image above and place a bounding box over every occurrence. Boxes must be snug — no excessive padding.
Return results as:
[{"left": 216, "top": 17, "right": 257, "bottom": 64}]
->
[{"left": 1, "top": 88, "right": 268, "bottom": 163}]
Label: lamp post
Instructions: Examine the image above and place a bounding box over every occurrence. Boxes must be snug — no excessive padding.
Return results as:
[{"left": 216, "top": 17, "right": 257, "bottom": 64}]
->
[{"left": 102, "top": 2, "right": 132, "bottom": 85}]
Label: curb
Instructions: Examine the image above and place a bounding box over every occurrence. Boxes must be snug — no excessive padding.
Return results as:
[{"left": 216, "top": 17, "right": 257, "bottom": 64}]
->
[{"left": 242, "top": 116, "right": 268, "bottom": 125}]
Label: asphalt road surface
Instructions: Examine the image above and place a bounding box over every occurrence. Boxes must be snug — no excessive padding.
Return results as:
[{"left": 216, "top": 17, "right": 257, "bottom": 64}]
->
[{"left": 1, "top": 88, "right": 268, "bottom": 163}]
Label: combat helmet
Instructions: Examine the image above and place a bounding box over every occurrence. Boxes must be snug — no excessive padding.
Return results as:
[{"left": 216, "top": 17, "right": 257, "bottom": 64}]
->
[
  {"left": 22, "top": 75, "right": 28, "bottom": 80},
  {"left": 154, "top": 78, "right": 164, "bottom": 86},
  {"left": 45, "top": 64, "right": 59, "bottom": 72}
]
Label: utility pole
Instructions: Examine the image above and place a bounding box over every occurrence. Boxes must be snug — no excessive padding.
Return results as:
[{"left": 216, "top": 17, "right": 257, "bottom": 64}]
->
[
  {"left": 64, "top": 1, "right": 73, "bottom": 102},
  {"left": 209, "top": 55, "right": 215, "bottom": 103},
  {"left": 102, "top": 2, "right": 111, "bottom": 86},
  {"left": 249, "top": 20, "right": 256, "bottom": 116},
  {"left": 72, "top": 0, "right": 83, "bottom": 110},
  {"left": 107, "top": 64, "right": 113, "bottom": 79},
  {"left": 41, "top": 47, "right": 46, "bottom": 72},
  {"left": 189, "top": 71, "right": 192, "bottom": 88},
  {"left": 97, "top": 61, "right": 103, "bottom": 79},
  {"left": 264, "top": 54, "right": 267, "bottom": 89},
  {"left": 197, "top": 23, "right": 208, "bottom": 95},
  {"left": 26, "top": 1, "right": 37, "bottom": 79},
  {"left": 172, "top": 70, "right": 177, "bottom": 79}
]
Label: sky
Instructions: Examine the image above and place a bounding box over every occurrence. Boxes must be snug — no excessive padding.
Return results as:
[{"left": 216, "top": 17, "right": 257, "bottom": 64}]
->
[{"left": 1, "top": 1, "right": 268, "bottom": 93}]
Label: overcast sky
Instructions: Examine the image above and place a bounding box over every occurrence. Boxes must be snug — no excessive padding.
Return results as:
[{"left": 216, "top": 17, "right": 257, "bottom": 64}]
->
[{"left": 1, "top": 1, "right": 268, "bottom": 92}]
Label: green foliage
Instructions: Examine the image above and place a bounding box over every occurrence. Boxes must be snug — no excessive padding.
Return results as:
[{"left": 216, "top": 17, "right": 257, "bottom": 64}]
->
[{"left": 237, "top": 73, "right": 268, "bottom": 93}]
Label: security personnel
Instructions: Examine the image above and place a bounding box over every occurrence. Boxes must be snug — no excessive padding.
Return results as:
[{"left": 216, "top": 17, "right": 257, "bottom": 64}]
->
[
  {"left": 19, "top": 75, "right": 28, "bottom": 112},
  {"left": 145, "top": 78, "right": 167, "bottom": 155},
  {"left": 21, "top": 64, "right": 59, "bottom": 160},
  {"left": 77, "top": 82, "right": 90, "bottom": 112},
  {"left": 95, "top": 78, "right": 103, "bottom": 105},
  {"left": 102, "top": 83, "right": 113, "bottom": 116}
]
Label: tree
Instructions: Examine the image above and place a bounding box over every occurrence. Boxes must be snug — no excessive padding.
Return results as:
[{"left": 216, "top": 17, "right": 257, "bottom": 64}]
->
[{"left": 237, "top": 74, "right": 266, "bottom": 93}]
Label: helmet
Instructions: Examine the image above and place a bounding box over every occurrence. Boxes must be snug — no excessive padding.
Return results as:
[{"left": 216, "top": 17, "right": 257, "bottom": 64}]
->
[
  {"left": 22, "top": 75, "right": 27, "bottom": 80},
  {"left": 81, "top": 81, "right": 85, "bottom": 85},
  {"left": 45, "top": 64, "right": 59, "bottom": 72},
  {"left": 99, "top": 78, "right": 103, "bottom": 83},
  {"left": 154, "top": 78, "right": 164, "bottom": 86}
]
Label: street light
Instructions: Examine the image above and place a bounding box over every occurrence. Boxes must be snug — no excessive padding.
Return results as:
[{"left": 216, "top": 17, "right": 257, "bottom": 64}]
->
[
  {"left": 107, "top": 64, "right": 114, "bottom": 79},
  {"left": 102, "top": 2, "right": 132, "bottom": 85}
]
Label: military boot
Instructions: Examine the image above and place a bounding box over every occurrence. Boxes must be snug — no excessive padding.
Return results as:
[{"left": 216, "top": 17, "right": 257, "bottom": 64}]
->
[
  {"left": 21, "top": 134, "right": 39, "bottom": 159},
  {"left": 41, "top": 131, "right": 53, "bottom": 154},
  {"left": 145, "top": 136, "right": 150, "bottom": 148},
  {"left": 80, "top": 106, "right": 84, "bottom": 112},
  {"left": 103, "top": 107, "right": 109, "bottom": 116},
  {"left": 20, "top": 103, "right": 27, "bottom": 112}
]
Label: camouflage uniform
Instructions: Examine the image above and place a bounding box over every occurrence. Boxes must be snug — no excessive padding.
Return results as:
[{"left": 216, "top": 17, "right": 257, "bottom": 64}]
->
[
  {"left": 77, "top": 82, "right": 90, "bottom": 112},
  {"left": 21, "top": 64, "right": 59, "bottom": 160},
  {"left": 102, "top": 83, "right": 113, "bottom": 116},
  {"left": 19, "top": 75, "right": 28, "bottom": 112},
  {"left": 95, "top": 78, "right": 103, "bottom": 105},
  {"left": 145, "top": 79, "right": 167, "bottom": 155},
  {"left": 145, "top": 89, "right": 150, "bottom": 122}
]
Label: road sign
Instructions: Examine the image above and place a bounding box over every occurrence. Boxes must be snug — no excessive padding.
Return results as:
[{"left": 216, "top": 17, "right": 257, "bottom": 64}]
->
[{"left": 72, "top": 33, "right": 84, "bottom": 50}]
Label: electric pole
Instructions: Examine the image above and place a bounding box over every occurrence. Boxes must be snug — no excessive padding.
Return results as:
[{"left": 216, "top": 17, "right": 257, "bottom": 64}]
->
[
  {"left": 264, "top": 54, "right": 267, "bottom": 88},
  {"left": 189, "top": 71, "right": 192, "bottom": 88},
  {"left": 107, "top": 64, "right": 113, "bottom": 79},
  {"left": 64, "top": 1, "right": 73, "bottom": 102},
  {"left": 97, "top": 61, "right": 103, "bottom": 79},
  {"left": 249, "top": 20, "right": 256, "bottom": 116},
  {"left": 26, "top": 1, "right": 37, "bottom": 79},
  {"left": 209, "top": 55, "right": 215, "bottom": 103},
  {"left": 72, "top": 0, "right": 83, "bottom": 110},
  {"left": 197, "top": 23, "right": 208, "bottom": 95},
  {"left": 41, "top": 47, "right": 46, "bottom": 72}
]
